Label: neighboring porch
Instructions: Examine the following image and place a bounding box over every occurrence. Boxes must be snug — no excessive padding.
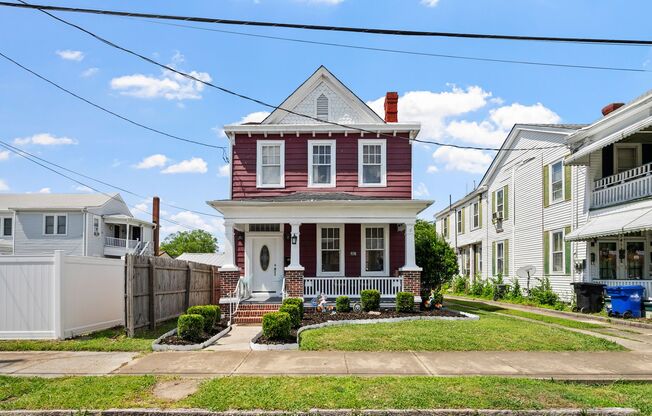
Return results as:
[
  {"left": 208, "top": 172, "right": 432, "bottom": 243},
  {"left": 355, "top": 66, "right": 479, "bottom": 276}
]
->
[{"left": 103, "top": 215, "right": 154, "bottom": 257}]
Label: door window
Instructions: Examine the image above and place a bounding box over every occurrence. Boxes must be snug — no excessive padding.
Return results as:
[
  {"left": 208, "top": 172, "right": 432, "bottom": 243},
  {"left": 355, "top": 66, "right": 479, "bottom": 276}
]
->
[
  {"left": 598, "top": 242, "right": 617, "bottom": 279},
  {"left": 260, "top": 245, "right": 270, "bottom": 271},
  {"left": 626, "top": 241, "right": 644, "bottom": 279}
]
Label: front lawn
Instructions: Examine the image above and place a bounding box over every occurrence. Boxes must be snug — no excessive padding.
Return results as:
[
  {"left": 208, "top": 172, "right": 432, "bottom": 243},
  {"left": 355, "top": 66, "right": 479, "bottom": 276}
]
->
[
  {"left": 0, "top": 321, "right": 177, "bottom": 352},
  {"left": 1, "top": 375, "right": 650, "bottom": 413}
]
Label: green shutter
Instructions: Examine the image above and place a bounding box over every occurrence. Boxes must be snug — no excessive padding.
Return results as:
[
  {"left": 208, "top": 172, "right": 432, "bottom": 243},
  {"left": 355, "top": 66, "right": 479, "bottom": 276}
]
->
[
  {"left": 492, "top": 191, "right": 496, "bottom": 216},
  {"left": 461, "top": 207, "right": 465, "bottom": 234},
  {"left": 504, "top": 240, "right": 509, "bottom": 278},
  {"left": 492, "top": 241, "right": 496, "bottom": 276},
  {"left": 478, "top": 199, "right": 483, "bottom": 229},
  {"left": 543, "top": 231, "right": 550, "bottom": 275},
  {"left": 503, "top": 185, "right": 509, "bottom": 219},
  {"left": 564, "top": 164, "right": 572, "bottom": 201},
  {"left": 564, "top": 226, "right": 572, "bottom": 274},
  {"left": 543, "top": 165, "right": 550, "bottom": 208}
]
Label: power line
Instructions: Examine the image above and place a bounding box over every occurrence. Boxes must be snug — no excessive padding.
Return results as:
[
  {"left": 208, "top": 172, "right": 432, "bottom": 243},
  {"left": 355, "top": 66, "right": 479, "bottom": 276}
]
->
[
  {"left": 134, "top": 19, "right": 651, "bottom": 73},
  {"left": 2, "top": 1, "right": 652, "bottom": 46},
  {"left": 18, "top": 1, "right": 567, "bottom": 153},
  {"left": 0, "top": 51, "right": 229, "bottom": 162}
]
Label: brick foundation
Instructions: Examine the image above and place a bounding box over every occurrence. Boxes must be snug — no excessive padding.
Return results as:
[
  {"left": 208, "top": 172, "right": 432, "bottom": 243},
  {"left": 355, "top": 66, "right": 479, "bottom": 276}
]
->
[
  {"left": 218, "top": 268, "right": 241, "bottom": 297},
  {"left": 399, "top": 269, "right": 422, "bottom": 297},
  {"left": 284, "top": 267, "right": 304, "bottom": 298}
]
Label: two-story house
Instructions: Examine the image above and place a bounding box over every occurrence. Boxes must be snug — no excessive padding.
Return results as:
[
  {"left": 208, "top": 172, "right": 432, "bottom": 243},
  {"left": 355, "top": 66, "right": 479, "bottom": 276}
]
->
[
  {"left": 436, "top": 123, "right": 587, "bottom": 300},
  {"left": 0, "top": 193, "right": 154, "bottom": 258},
  {"left": 209, "top": 66, "right": 432, "bottom": 313},
  {"left": 565, "top": 93, "right": 652, "bottom": 299}
]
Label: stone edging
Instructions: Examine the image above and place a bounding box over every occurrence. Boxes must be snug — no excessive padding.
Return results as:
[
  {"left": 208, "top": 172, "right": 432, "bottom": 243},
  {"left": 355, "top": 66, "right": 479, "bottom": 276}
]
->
[
  {"left": 152, "top": 325, "right": 231, "bottom": 351},
  {"left": 0, "top": 407, "right": 638, "bottom": 416},
  {"left": 250, "top": 311, "right": 479, "bottom": 350}
]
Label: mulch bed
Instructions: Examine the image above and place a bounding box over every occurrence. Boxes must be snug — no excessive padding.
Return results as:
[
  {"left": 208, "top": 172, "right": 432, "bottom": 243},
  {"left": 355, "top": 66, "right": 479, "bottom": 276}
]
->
[{"left": 159, "top": 318, "right": 229, "bottom": 346}]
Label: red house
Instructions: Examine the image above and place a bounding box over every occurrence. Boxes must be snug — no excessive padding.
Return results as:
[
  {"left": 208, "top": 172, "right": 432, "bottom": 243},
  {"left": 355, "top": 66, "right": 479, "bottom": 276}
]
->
[{"left": 209, "top": 67, "right": 432, "bottom": 317}]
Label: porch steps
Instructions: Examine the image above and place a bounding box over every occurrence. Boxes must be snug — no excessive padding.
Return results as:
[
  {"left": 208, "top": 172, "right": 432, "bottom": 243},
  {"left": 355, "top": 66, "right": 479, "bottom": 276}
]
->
[{"left": 232, "top": 303, "right": 281, "bottom": 324}]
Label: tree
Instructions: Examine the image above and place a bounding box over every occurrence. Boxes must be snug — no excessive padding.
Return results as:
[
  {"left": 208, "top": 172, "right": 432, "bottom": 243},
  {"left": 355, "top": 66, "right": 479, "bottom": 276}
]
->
[
  {"left": 414, "top": 219, "right": 459, "bottom": 294},
  {"left": 160, "top": 230, "right": 218, "bottom": 258}
]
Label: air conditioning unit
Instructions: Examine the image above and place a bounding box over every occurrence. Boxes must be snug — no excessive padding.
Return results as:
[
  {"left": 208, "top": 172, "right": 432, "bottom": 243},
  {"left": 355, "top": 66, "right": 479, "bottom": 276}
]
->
[{"left": 492, "top": 211, "right": 503, "bottom": 222}]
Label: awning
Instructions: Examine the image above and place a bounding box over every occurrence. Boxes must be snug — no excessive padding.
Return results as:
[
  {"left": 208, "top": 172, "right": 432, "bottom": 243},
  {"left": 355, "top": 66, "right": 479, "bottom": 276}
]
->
[{"left": 566, "top": 205, "right": 652, "bottom": 241}]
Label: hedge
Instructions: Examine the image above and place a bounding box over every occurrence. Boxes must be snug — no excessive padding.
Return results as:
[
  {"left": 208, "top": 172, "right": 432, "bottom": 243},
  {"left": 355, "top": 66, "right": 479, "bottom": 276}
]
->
[
  {"left": 336, "top": 296, "right": 350, "bottom": 313},
  {"left": 187, "top": 305, "right": 220, "bottom": 332},
  {"left": 279, "top": 304, "right": 301, "bottom": 328},
  {"left": 360, "top": 289, "right": 380, "bottom": 312},
  {"left": 396, "top": 292, "right": 415, "bottom": 313},
  {"left": 177, "top": 313, "right": 204, "bottom": 342},
  {"left": 282, "top": 297, "right": 304, "bottom": 319},
  {"left": 262, "top": 311, "right": 292, "bottom": 340}
]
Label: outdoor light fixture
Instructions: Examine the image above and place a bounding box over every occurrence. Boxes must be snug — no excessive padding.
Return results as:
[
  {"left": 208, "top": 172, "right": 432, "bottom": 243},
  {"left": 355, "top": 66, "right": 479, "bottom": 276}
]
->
[{"left": 291, "top": 233, "right": 298, "bottom": 245}]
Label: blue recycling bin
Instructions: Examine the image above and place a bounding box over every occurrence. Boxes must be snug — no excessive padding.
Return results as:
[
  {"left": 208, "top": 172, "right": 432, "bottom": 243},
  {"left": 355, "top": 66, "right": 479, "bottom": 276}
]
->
[{"left": 606, "top": 285, "right": 646, "bottom": 319}]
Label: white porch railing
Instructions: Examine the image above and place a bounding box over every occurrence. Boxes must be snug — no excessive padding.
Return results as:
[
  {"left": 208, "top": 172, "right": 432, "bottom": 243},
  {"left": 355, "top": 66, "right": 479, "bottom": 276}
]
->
[
  {"left": 303, "top": 277, "right": 403, "bottom": 298},
  {"left": 592, "top": 162, "right": 652, "bottom": 209},
  {"left": 594, "top": 279, "right": 652, "bottom": 300},
  {"left": 104, "top": 237, "right": 140, "bottom": 250}
]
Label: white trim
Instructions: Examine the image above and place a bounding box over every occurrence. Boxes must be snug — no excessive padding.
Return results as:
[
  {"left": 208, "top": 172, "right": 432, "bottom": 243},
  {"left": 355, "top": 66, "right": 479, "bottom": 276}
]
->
[
  {"left": 308, "top": 139, "right": 336, "bottom": 188},
  {"left": 614, "top": 143, "right": 642, "bottom": 175},
  {"left": 43, "top": 213, "right": 68, "bottom": 236},
  {"left": 316, "top": 224, "right": 345, "bottom": 276},
  {"left": 360, "top": 224, "right": 389, "bottom": 277},
  {"left": 549, "top": 159, "right": 565, "bottom": 205},
  {"left": 549, "top": 228, "right": 565, "bottom": 274},
  {"left": 358, "top": 139, "right": 387, "bottom": 187},
  {"left": 496, "top": 187, "right": 505, "bottom": 218},
  {"left": 256, "top": 140, "right": 285, "bottom": 188}
]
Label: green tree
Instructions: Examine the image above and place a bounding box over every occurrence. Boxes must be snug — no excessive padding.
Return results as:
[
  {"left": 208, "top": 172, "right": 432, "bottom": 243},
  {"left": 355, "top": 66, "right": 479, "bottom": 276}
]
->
[
  {"left": 414, "top": 219, "right": 459, "bottom": 295},
  {"left": 160, "top": 230, "right": 218, "bottom": 258}
]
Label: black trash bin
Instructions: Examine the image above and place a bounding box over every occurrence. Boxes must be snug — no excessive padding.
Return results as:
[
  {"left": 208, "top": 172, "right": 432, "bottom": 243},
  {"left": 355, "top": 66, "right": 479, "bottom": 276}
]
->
[
  {"left": 493, "top": 284, "right": 510, "bottom": 301},
  {"left": 570, "top": 282, "right": 606, "bottom": 313}
]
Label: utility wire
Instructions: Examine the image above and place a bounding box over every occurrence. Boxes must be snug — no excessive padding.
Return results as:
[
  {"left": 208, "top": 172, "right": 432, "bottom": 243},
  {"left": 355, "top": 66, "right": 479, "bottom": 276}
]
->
[
  {"left": 19, "top": 1, "right": 567, "bottom": 152},
  {"left": 0, "top": 51, "right": 229, "bottom": 162},
  {"left": 2, "top": 1, "right": 652, "bottom": 46},
  {"left": 134, "top": 19, "right": 651, "bottom": 73}
]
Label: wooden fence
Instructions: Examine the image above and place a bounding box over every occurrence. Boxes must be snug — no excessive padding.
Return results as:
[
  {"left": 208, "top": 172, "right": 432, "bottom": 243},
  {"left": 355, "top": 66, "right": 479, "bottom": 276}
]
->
[{"left": 124, "top": 254, "right": 220, "bottom": 336}]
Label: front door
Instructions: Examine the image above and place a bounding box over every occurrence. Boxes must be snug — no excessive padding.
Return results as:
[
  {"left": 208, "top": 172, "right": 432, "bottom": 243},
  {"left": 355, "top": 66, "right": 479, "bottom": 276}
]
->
[{"left": 251, "top": 236, "right": 282, "bottom": 294}]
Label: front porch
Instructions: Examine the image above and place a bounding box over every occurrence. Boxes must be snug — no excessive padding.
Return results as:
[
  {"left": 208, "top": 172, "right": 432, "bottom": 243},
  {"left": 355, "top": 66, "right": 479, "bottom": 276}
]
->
[{"left": 103, "top": 215, "right": 153, "bottom": 257}]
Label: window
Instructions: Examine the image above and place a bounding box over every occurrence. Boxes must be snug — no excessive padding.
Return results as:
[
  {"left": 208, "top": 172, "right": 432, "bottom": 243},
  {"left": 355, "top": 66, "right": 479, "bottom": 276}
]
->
[
  {"left": 496, "top": 188, "right": 504, "bottom": 217},
  {"left": 456, "top": 210, "right": 463, "bottom": 234},
  {"left": 249, "top": 224, "right": 281, "bottom": 232},
  {"left": 256, "top": 140, "right": 285, "bottom": 188},
  {"left": 615, "top": 145, "right": 639, "bottom": 174},
  {"left": 308, "top": 140, "right": 336, "bottom": 187},
  {"left": 551, "top": 230, "right": 564, "bottom": 273},
  {"left": 461, "top": 247, "right": 470, "bottom": 276},
  {"left": 318, "top": 225, "right": 343, "bottom": 275},
  {"left": 44, "top": 214, "right": 67, "bottom": 235},
  {"left": 358, "top": 140, "right": 386, "bottom": 186},
  {"left": 550, "top": 161, "right": 564, "bottom": 203},
  {"left": 93, "top": 217, "right": 100, "bottom": 236},
  {"left": 598, "top": 242, "right": 617, "bottom": 279},
  {"left": 316, "top": 94, "right": 329, "bottom": 120},
  {"left": 475, "top": 245, "right": 482, "bottom": 274},
  {"left": 1, "top": 217, "right": 12, "bottom": 237},
  {"left": 362, "top": 225, "right": 387, "bottom": 275},
  {"left": 442, "top": 217, "right": 449, "bottom": 238},
  {"left": 472, "top": 202, "right": 480, "bottom": 229},
  {"left": 496, "top": 241, "right": 504, "bottom": 275},
  {"left": 626, "top": 241, "right": 644, "bottom": 279}
]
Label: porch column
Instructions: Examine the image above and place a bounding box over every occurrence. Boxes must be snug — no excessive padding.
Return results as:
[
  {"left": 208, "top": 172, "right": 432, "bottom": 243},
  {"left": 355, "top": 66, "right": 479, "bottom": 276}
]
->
[
  {"left": 399, "top": 220, "right": 422, "bottom": 303},
  {"left": 402, "top": 221, "right": 420, "bottom": 270},
  {"left": 284, "top": 222, "right": 304, "bottom": 299},
  {"left": 288, "top": 222, "right": 303, "bottom": 269},
  {"left": 219, "top": 221, "right": 238, "bottom": 272}
]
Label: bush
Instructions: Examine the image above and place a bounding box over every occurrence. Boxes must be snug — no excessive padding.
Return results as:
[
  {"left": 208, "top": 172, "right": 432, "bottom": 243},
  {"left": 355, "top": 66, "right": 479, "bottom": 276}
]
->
[
  {"left": 282, "top": 297, "right": 304, "bottom": 319},
  {"left": 177, "top": 313, "right": 205, "bottom": 342},
  {"left": 469, "top": 279, "right": 486, "bottom": 297},
  {"left": 451, "top": 275, "right": 469, "bottom": 294},
  {"left": 482, "top": 281, "right": 495, "bottom": 299},
  {"left": 279, "top": 304, "right": 301, "bottom": 328},
  {"left": 360, "top": 289, "right": 380, "bottom": 311},
  {"left": 336, "top": 296, "right": 350, "bottom": 313},
  {"left": 396, "top": 292, "right": 415, "bottom": 312},
  {"left": 262, "top": 312, "right": 292, "bottom": 340},
  {"left": 507, "top": 278, "right": 523, "bottom": 300},
  {"left": 530, "top": 277, "right": 559, "bottom": 306},
  {"left": 187, "top": 305, "right": 220, "bottom": 332},
  {"left": 430, "top": 289, "right": 444, "bottom": 305},
  {"left": 415, "top": 219, "right": 459, "bottom": 292}
]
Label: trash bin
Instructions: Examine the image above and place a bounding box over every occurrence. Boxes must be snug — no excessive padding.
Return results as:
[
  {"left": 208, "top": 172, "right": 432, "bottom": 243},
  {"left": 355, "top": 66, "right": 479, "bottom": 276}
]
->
[
  {"left": 570, "top": 282, "right": 605, "bottom": 313},
  {"left": 493, "top": 284, "right": 509, "bottom": 301},
  {"left": 606, "top": 285, "right": 646, "bottom": 319}
]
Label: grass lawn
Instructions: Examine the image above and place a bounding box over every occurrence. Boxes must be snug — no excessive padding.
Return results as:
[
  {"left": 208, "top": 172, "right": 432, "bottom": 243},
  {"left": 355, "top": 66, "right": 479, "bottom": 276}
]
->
[
  {"left": 299, "top": 308, "right": 624, "bottom": 351},
  {"left": 1, "top": 375, "right": 650, "bottom": 413},
  {"left": 0, "top": 321, "right": 177, "bottom": 352}
]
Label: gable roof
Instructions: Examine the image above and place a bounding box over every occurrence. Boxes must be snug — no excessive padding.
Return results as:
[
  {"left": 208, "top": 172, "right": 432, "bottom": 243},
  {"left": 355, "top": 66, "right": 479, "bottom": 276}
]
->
[{"left": 0, "top": 193, "right": 123, "bottom": 211}]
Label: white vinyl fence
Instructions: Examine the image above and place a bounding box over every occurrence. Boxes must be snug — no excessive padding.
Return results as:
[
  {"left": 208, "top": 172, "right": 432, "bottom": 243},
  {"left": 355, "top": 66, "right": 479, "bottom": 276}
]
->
[{"left": 0, "top": 251, "right": 124, "bottom": 339}]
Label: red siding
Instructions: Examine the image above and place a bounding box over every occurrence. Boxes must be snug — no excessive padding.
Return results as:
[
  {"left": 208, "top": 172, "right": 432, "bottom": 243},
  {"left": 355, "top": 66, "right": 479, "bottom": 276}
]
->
[
  {"left": 345, "top": 224, "right": 361, "bottom": 277},
  {"left": 299, "top": 224, "right": 317, "bottom": 276},
  {"left": 235, "top": 229, "right": 245, "bottom": 276},
  {"left": 232, "top": 133, "right": 412, "bottom": 199},
  {"left": 389, "top": 224, "right": 405, "bottom": 276}
]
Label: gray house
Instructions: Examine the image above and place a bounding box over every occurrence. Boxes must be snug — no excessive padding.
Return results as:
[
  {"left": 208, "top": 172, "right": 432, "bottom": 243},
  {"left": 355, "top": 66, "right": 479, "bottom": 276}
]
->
[{"left": 0, "top": 193, "right": 154, "bottom": 258}]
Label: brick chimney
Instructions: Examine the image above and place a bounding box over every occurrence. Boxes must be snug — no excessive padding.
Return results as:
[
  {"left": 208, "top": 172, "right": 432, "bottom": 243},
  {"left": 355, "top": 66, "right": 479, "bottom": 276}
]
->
[
  {"left": 602, "top": 102, "right": 625, "bottom": 116},
  {"left": 384, "top": 92, "right": 398, "bottom": 122}
]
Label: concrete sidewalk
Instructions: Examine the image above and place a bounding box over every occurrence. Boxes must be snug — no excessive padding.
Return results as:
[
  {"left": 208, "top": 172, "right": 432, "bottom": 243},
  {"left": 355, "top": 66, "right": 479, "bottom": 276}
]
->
[{"left": 0, "top": 351, "right": 137, "bottom": 376}]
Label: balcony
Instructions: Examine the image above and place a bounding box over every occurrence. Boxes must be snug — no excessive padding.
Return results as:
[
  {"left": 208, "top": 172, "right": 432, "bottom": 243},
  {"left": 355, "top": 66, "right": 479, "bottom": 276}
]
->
[
  {"left": 104, "top": 237, "right": 152, "bottom": 257},
  {"left": 592, "top": 162, "right": 652, "bottom": 209}
]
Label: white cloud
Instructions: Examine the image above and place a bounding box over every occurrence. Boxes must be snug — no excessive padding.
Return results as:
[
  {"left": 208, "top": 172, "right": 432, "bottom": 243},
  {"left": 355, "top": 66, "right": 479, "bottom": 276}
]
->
[
  {"left": 135, "top": 154, "right": 169, "bottom": 169},
  {"left": 0, "top": 150, "right": 9, "bottom": 161},
  {"left": 238, "top": 111, "right": 270, "bottom": 124},
  {"left": 0, "top": 179, "right": 9, "bottom": 191},
  {"left": 218, "top": 164, "right": 231, "bottom": 177},
  {"left": 489, "top": 102, "right": 561, "bottom": 130},
  {"left": 161, "top": 157, "right": 208, "bottom": 174},
  {"left": 75, "top": 185, "right": 93, "bottom": 193},
  {"left": 445, "top": 120, "right": 506, "bottom": 147},
  {"left": 160, "top": 211, "right": 225, "bottom": 238},
  {"left": 426, "top": 165, "right": 439, "bottom": 173},
  {"left": 414, "top": 182, "right": 430, "bottom": 197},
  {"left": 431, "top": 147, "right": 494, "bottom": 174},
  {"left": 81, "top": 67, "right": 99, "bottom": 78},
  {"left": 37, "top": 187, "right": 51, "bottom": 194},
  {"left": 13, "top": 133, "right": 77, "bottom": 146},
  {"left": 420, "top": 0, "right": 439, "bottom": 6},
  {"left": 56, "top": 49, "right": 84, "bottom": 61}
]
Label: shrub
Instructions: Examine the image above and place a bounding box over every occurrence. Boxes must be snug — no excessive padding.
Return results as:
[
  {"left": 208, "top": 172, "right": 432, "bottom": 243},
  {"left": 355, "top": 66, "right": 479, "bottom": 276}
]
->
[
  {"left": 530, "top": 277, "right": 559, "bottom": 306},
  {"left": 430, "top": 289, "right": 444, "bottom": 305},
  {"left": 482, "top": 281, "right": 495, "bottom": 299},
  {"left": 360, "top": 289, "right": 380, "bottom": 311},
  {"left": 415, "top": 220, "right": 459, "bottom": 292},
  {"left": 177, "top": 313, "right": 204, "bottom": 342},
  {"left": 279, "top": 304, "right": 301, "bottom": 328},
  {"left": 262, "top": 312, "right": 292, "bottom": 340},
  {"left": 282, "top": 297, "right": 304, "bottom": 319},
  {"left": 469, "top": 279, "right": 486, "bottom": 297},
  {"left": 187, "top": 305, "right": 220, "bottom": 332},
  {"left": 508, "top": 278, "right": 523, "bottom": 300},
  {"left": 336, "top": 296, "right": 350, "bottom": 313},
  {"left": 396, "top": 292, "right": 415, "bottom": 312},
  {"left": 451, "top": 275, "right": 469, "bottom": 294}
]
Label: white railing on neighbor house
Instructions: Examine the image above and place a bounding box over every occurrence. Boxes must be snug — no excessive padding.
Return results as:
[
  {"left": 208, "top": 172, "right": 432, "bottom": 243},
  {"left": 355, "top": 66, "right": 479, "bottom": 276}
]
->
[
  {"left": 303, "top": 277, "right": 403, "bottom": 298},
  {"left": 594, "top": 279, "right": 652, "bottom": 300},
  {"left": 104, "top": 237, "right": 140, "bottom": 250},
  {"left": 592, "top": 169, "right": 652, "bottom": 209}
]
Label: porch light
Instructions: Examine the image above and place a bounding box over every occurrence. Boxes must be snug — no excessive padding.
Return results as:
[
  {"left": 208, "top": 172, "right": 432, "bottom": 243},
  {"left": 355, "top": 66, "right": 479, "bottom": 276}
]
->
[{"left": 291, "top": 233, "right": 298, "bottom": 245}]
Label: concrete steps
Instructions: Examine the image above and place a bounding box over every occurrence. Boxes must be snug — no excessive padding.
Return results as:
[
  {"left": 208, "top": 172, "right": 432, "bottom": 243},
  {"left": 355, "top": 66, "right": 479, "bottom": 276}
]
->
[{"left": 232, "top": 303, "right": 281, "bottom": 324}]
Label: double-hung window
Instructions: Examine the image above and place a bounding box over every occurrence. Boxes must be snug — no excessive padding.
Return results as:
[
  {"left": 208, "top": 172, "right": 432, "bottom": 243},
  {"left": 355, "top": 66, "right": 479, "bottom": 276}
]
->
[
  {"left": 496, "top": 241, "right": 504, "bottom": 275},
  {"left": 551, "top": 230, "right": 564, "bottom": 273},
  {"left": 442, "top": 217, "right": 449, "bottom": 238},
  {"left": 44, "top": 214, "right": 67, "bottom": 235},
  {"left": 256, "top": 140, "right": 285, "bottom": 188},
  {"left": 1, "top": 217, "right": 12, "bottom": 237},
  {"left": 456, "top": 210, "right": 463, "bottom": 234},
  {"left": 358, "top": 139, "right": 386, "bottom": 187},
  {"left": 496, "top": 188, "right": 504, "bottom": 217},
  {"left": 362, "top": 225, "right": 388, "bottom": 275},
  {"left": 550, "top": 161, "right": 564, "bottom": 203},
  {"left": 472, "top": 202, "right": 480, "bottom": 229},
  {"left": 308, "top": 140, "right": 336, "bottom": 187},
  {"left": 318, "top": 225, "right": 343, "bottom": 275},
  {"left": 93, "top": 216, "right": 100, "bottom": 236}
]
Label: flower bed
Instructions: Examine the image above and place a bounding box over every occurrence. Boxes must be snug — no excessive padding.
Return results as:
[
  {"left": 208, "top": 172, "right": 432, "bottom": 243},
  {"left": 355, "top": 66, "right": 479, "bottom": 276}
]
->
[{"left": 152, "top": 319, "right": 231, "bottom": 351}]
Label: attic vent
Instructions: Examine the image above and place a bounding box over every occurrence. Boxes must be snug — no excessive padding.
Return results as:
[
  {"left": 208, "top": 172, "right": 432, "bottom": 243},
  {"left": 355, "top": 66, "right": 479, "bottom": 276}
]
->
[{"left": 316, "top": 94, "right": 329, "bottom": 120}]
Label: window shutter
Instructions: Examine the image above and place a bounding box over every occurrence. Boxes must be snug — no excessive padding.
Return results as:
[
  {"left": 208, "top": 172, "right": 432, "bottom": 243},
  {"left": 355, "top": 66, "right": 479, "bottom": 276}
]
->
[
  {"left": 564, "top": 226, "right": 572, "bottom": 274},
  {"left": 543, "top": 165, "right": 550, "bottom": 208},
  {"left": 504, "top": 239, "right": 509, "bottom": 277},
  {"left": 503, "top": 186, "right": 509, "bottom": 219},
  {"left": 461, "top": 207, "right": 465, "bottom": 234},
  {"left": 543, "top": 231, "right": 550, "bottom": 275},
  {"left": 564, "top": 164, "right": 572, "bottom": 201},
  {"left": 492, "top": 241, "right": 496, "bottom": 276},
  {"left": 479, "top": 199, "right": 483, "bottom": 229},
  {"left": 492, "top": 191, "right": 496, "bottom": 216}
]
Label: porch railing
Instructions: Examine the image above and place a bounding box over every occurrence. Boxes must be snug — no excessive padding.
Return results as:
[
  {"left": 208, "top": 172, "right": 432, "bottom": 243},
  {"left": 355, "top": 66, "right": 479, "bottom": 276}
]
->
[
  {"left": 592, "top": 162, "right": 652, "bottom": 209},
  {"left": 594, "top": 279, "right": 652, "bottom": 300},
  {"left": 104, "top": 237, "right": 140, "bottom": 250},
  {"left": 303, "top": 277, "right": 403, "bottom": 298}
]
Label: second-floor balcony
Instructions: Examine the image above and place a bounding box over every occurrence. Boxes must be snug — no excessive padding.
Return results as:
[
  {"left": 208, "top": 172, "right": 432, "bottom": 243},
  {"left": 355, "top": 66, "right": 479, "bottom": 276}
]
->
[{"left": 592, "top": 162, "right": 652, "bottom": 209}]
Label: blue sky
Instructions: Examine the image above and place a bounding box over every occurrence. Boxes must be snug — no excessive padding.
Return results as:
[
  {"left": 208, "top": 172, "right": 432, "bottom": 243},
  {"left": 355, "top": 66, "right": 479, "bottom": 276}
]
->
[{"left": 1, "top": 0, "right": 651, "bottom": 246}]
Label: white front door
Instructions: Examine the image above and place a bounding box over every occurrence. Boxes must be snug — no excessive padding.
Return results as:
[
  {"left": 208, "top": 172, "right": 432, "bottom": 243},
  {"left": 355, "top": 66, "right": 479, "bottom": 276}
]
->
[{"left": 251, "top": 236, "right": 282, "bottom": 294}]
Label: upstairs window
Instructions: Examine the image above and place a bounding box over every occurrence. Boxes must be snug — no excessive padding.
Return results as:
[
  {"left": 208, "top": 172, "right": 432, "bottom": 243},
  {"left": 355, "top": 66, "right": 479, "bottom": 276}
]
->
[
  {"left": 2, "top": 217, "right": 12, "bottom": 237},
  {"left": 457, "top": 209, "right": 463, "bottom": 234},
  {"left": 442, "top": 217, "right": 449, "bottom": 238},
  {"left": 256, "top": 140, "right": 285, "bottom": 188},
  {"left": 615, "top": 144, "right": 639, "bottom": 174},
  {"left": 550, "top": 161, "right": 564, "bottom": 203},
  {"left": 308, "top": 140, "right": 336, "bottom": 187},
  {"left": 316, "top": 94, "right": 329, "bottom": 120},
  {"left": 44, "top": 214, "right": 67, "bottom": 235},
  {"left": 496, "top": 188, "right": 504, "bottom": 217},
  {"left": 358, "top": 139, "right": 386, "bottom": 187},
  {"left": 472, "top": 201, "right": 480, "bottom": 229}
]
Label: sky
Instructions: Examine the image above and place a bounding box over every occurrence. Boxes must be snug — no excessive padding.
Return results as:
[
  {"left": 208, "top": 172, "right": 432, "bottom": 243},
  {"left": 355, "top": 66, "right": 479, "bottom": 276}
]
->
[{"left": 1, "top": 0, "right": 652, "bottom": 248}]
